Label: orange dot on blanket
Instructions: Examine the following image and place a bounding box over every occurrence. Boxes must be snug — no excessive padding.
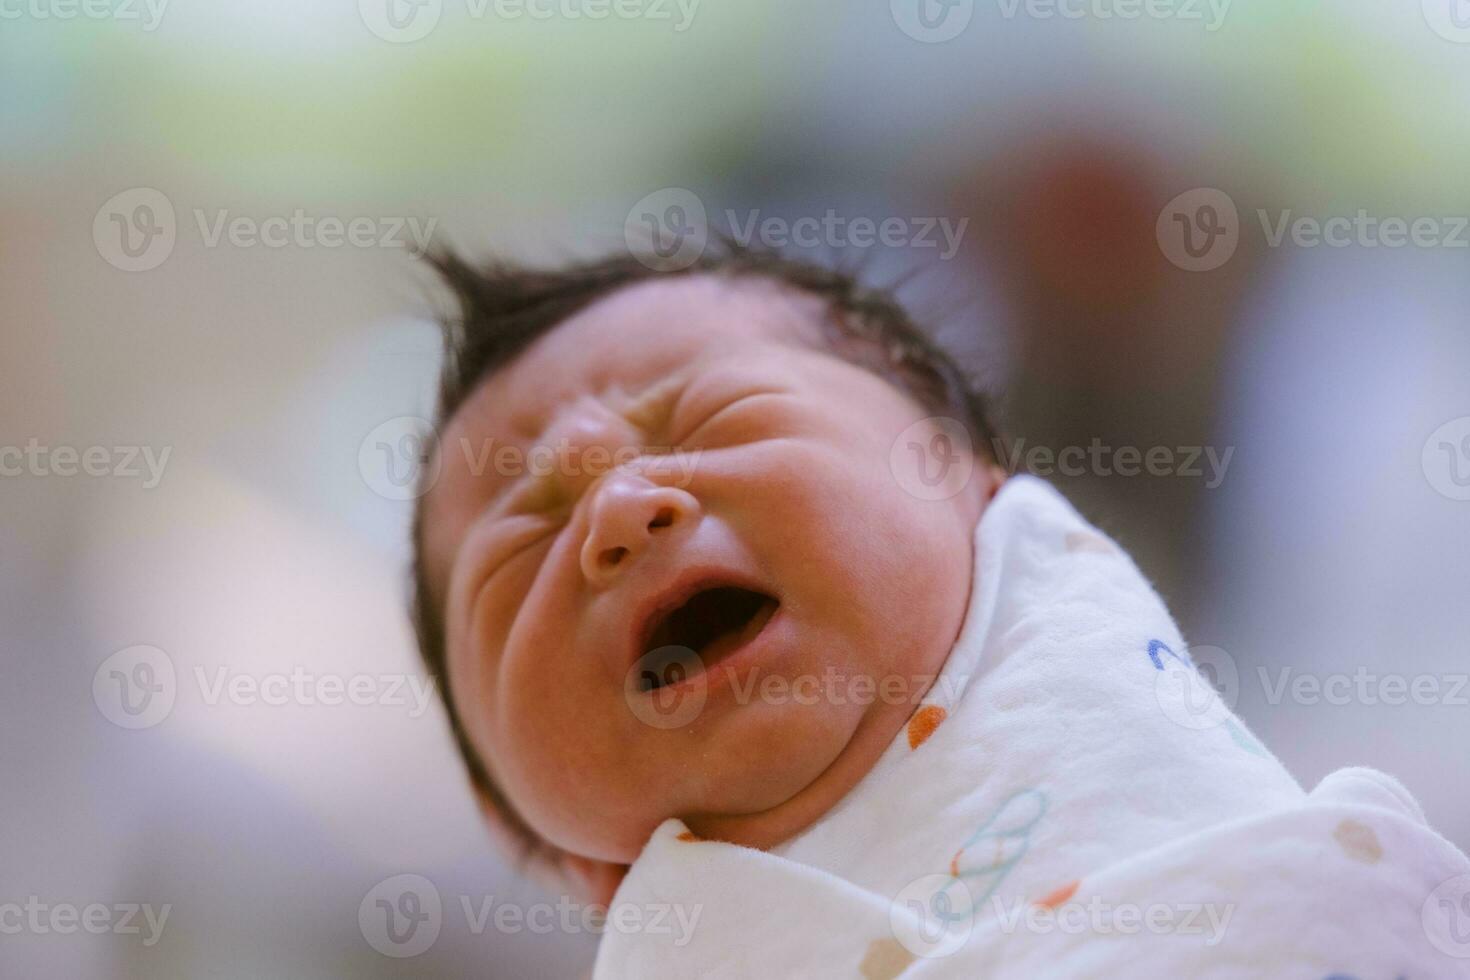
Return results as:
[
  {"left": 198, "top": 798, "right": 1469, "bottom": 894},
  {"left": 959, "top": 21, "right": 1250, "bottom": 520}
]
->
[
  {"left": 676, "top": 830, "right": 702, "bottom": 842},
  {"left": 1333, "top": 819, "right": 1382, "bottom": 864},
  {"left": 1034, "top": 880, "right": 1080, "bottom": 909},
  {"left": 907, "top": 705, "right": 947, "bottom": 750},
  {"left": 1065, "top": 531, "right": 1116, "bottom": 554},
  {"left": 859, "top": 937, "right": 917, "bottom": 979}
]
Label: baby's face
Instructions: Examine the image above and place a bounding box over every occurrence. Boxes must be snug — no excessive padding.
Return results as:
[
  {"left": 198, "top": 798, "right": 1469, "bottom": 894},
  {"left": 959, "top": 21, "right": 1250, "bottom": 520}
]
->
[{"left": 422, "top": 275, "right": 993, "bottom": 865}]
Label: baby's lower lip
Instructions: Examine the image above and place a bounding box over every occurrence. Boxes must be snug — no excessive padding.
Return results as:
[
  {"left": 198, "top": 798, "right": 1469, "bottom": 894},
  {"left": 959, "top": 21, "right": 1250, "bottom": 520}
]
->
[{"left": 644, "top": 598, "right": 781, "bottom": 697}]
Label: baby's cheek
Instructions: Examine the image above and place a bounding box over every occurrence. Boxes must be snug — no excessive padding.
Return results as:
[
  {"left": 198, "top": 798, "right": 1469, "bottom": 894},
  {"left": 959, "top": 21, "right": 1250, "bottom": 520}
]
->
[{"left": 491, "top": 680, "right": 626, "bottom": 848}]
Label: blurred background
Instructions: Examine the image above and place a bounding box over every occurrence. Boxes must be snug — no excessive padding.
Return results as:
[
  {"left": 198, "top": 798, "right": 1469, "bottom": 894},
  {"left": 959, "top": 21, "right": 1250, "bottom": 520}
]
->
[{"left": 4, "top": 1, "right": 1470, "bottom": 975}]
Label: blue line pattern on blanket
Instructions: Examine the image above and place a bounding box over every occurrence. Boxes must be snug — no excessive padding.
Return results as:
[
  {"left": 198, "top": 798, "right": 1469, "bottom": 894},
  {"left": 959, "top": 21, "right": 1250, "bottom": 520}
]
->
[
  {"left": 927, "top": 788, "right": 1050, "bottom": 925},
  {"left": 1147, "top": 639, "right": 1190, "bottom": 671}
]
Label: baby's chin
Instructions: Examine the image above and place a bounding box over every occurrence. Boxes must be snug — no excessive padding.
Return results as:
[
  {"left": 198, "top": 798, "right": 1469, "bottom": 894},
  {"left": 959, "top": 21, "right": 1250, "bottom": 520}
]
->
[
  {"left": 613, "top": 623, "right": 961, "bottom": 853},
  {"left": 669, "top": 683, "right": 921, "bottom": 850}
]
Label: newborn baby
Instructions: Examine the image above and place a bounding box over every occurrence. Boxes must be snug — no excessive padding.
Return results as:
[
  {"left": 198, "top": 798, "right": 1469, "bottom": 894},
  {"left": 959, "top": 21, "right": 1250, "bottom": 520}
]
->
[{"left": 412, "top": 245, "right": 1470, "bottom": 977}]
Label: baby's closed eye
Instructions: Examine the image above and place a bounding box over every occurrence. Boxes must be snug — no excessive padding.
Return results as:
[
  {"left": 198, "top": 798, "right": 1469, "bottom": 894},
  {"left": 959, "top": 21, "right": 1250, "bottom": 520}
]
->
[{"left": 670, "top": 389, "right": 792, "bottom": 448}]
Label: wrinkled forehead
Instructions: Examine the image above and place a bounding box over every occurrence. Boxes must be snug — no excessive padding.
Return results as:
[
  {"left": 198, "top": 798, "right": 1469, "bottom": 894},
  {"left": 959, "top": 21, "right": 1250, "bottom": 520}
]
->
[
  {"left": 465, "top": 274, "right": 826, "bottom": 433},
  {"left": 418, "top": 274, "right": 828, "bottom": 602}
]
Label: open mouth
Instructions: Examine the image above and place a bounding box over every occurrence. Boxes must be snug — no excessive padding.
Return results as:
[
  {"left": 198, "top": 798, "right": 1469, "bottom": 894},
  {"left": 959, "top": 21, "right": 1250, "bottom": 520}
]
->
[{"left": 635, "top": 585, "right": 780, "bottom": 692}]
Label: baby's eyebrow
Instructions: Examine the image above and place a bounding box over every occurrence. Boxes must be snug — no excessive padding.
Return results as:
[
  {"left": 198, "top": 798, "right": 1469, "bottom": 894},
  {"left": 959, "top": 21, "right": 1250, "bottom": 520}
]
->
[{"left": 483, "top": 371, "right": 695, "bottom": 516}]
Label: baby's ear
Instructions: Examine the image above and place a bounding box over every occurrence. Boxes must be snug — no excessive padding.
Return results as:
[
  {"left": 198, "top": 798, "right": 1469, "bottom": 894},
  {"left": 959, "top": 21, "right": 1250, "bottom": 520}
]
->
[{"left": 985, "top": 462, "right": 1008, "bottom": 495}]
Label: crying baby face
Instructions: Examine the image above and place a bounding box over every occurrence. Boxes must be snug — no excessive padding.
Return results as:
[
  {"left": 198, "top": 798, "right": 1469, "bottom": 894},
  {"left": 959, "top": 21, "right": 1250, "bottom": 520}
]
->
[{"left": 418, "top": 273, "right": 996, "bottom": 874}]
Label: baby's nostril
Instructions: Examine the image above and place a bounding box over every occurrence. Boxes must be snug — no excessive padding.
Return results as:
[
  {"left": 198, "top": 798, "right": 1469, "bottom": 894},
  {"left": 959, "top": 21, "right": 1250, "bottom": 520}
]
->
[
  {"left": 648, "top": 506, "right": 676, "bottom": 530},
  {"left": 602, "top": 546, "right": 629, "bottom": 568}
]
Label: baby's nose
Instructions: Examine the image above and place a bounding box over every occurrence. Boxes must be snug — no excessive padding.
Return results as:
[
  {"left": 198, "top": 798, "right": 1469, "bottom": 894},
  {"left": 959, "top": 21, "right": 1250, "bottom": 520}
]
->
[{"left": 579, "top": 472, "right": 699, "bottom": 587}]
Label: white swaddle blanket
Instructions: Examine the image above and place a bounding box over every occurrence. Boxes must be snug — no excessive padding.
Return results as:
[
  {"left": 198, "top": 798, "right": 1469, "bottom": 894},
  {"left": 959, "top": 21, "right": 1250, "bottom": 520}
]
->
[{"left": 592, "top": 476, "right": 1470, "bottom": 978}]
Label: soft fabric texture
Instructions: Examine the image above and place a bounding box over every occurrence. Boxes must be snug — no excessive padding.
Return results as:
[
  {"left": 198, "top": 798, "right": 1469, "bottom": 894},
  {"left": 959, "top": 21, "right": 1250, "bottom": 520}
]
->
[{"left": 592, "top": 476, "right": 1470, "bottom": 978}]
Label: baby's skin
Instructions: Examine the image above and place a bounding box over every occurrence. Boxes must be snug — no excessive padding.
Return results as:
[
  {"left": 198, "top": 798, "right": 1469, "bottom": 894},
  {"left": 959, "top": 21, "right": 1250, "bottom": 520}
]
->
[{"left": 419, "top": 274, "right": 1003, "bottom": 901}]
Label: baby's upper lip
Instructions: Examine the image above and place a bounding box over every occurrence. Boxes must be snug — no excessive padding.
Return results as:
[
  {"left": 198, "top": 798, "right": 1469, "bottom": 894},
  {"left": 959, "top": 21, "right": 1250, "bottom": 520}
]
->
[{"left": 622, "top": 562, "right": 775, "bottom": 676}]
